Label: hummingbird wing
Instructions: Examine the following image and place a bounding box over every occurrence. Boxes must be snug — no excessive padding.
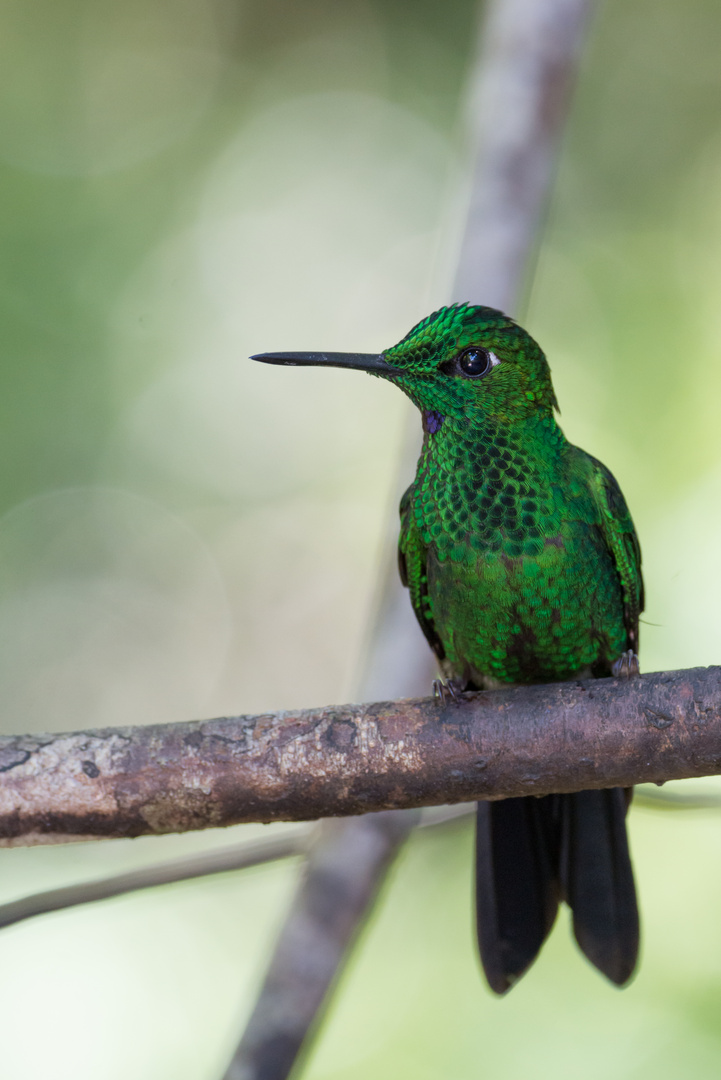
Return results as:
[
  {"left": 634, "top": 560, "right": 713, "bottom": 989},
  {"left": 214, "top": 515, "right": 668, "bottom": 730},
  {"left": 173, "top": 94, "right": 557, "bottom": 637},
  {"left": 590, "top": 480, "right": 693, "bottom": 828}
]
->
[
  {"left": 587, "top": 455, "right": 644, "bottom": 652},
  {"left": 398, "top": 484, "right": 446, "bottom": 664},
  {"left": 557, "top": 452, "right": 642, "bottom": 986},
  {"left": 399, "top": 484, "right": 563, "bottom": 992}
]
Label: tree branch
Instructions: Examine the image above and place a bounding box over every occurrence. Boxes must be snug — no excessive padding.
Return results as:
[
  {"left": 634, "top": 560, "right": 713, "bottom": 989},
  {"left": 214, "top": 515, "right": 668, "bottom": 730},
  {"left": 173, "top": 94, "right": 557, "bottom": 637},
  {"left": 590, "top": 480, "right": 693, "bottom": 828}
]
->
[
  {"left": 1, "top": 667, "right": 719, "bottom": 846},
  {"left": 452, "top": 0, "right": 596, "bottom": 312}
]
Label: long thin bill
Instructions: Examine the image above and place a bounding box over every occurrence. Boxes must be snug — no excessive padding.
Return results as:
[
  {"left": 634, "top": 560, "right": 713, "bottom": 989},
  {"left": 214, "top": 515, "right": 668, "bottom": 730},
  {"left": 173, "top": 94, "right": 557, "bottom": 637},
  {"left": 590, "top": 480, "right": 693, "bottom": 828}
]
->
[{"left": 250, "top": 351, "right": 400, "bottom": 375}]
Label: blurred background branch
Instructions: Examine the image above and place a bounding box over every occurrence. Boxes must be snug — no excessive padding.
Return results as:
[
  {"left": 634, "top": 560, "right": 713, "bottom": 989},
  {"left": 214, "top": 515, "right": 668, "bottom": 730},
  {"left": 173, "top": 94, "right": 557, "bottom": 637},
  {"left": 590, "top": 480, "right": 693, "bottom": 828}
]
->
[
  {"left": 0, "top": 806, "right": 474, "bottom": 932},
  {"left": 224, "top": 811, "right": 420, "bottom": 1080},
  {"left": 224, "top": 1, "right": 597, "bottom": 1076},
  {"left": 0, "top": 787, "right": 716, "bottom": 934}
]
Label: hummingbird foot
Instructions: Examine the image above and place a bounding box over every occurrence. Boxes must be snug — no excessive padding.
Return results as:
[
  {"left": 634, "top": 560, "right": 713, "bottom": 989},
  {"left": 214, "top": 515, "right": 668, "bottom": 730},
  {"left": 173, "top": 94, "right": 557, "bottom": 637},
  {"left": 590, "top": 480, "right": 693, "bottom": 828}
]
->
[
  {"left": 611, "top": 650, "right": 640, "bottom": 678},
  {"left": 433, "top": 678, "right": 466, "bottom": 704}
]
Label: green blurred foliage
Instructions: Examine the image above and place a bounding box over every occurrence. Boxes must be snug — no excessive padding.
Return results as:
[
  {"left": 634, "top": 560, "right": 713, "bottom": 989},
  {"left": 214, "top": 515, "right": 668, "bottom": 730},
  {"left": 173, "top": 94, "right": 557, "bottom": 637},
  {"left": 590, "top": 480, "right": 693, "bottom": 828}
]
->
[{"left": 0, "top": 0, "right": 720, "bottom": 1077}]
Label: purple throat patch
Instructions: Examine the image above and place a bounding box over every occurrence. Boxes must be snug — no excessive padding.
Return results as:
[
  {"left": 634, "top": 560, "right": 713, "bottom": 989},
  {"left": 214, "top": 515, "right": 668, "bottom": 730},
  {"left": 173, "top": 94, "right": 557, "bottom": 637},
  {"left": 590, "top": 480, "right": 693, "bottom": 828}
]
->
[{"left": 423, "top": 409, "right": 444, "bottom": 434}]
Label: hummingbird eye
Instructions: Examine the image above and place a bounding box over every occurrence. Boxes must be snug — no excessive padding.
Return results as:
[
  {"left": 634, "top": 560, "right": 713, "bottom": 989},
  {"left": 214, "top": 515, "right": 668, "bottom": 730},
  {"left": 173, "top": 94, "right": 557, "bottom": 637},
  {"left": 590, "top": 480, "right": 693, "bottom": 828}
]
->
[{"left": 456, "top": 347, "right": 500, "bottom": 378}]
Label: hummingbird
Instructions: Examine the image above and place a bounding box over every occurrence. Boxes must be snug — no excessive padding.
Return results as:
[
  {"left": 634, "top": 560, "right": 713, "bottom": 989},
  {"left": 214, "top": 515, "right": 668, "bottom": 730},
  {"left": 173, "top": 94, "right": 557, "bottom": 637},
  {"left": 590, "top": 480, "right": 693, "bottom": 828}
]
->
[{"left": 252, "top": 303, "right": 642, "bottom": 993}]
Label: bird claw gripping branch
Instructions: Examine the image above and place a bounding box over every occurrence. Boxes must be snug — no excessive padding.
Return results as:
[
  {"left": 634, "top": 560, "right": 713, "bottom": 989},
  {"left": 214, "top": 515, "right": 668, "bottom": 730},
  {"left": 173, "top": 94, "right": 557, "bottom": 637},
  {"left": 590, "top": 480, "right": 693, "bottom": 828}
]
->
[
  {"left": 612, "top": 650, "right": 640, "bottom": 678},
  {"left": 432, "top": 678, "right": 466, "bottom": 704}
]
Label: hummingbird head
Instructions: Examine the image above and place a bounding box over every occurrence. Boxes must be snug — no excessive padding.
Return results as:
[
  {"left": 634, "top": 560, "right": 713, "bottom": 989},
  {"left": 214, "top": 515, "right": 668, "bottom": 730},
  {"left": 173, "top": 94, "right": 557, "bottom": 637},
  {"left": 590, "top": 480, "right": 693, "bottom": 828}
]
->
[
  {"left": 381, "top": 304, "right": 558, "bottom": 424},
  {"left": 251, "top": 303, "right": 558, "bottom": 429}
]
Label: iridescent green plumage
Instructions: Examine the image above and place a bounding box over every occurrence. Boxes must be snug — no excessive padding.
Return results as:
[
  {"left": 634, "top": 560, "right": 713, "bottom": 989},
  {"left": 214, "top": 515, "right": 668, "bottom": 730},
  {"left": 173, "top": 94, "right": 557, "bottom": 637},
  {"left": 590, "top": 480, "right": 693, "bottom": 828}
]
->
[
  {"left": 389, "top": 305, "right": 642, "bottom": 992},
  {"left": 390, "top": 304, "right": 642, "bottom": 689},
  {"left": 252, "top": 302, "right": 643, "bottom": 994}
]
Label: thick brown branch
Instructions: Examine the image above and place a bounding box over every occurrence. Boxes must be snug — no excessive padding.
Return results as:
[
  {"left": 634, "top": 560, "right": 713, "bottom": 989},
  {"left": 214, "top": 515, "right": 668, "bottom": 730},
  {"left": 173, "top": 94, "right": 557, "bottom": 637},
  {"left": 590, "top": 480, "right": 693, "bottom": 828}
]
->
[{"left": 0, "top": 667, "right": 718, "bottom": 846}]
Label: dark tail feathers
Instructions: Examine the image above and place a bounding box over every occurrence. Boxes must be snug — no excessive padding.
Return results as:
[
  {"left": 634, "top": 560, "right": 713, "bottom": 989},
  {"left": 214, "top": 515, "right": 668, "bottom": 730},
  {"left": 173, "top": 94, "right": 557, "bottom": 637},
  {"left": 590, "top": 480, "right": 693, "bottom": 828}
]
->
[{"left": 475, "top": 789, "right": 638, "bottom": 994}]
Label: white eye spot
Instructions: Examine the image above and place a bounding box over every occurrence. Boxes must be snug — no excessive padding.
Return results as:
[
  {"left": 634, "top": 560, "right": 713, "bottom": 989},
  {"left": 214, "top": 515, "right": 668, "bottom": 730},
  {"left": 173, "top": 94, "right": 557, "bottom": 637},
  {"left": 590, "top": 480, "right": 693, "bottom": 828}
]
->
[{"left": 488, "top": 351, "right": 501, "bottom": 368}]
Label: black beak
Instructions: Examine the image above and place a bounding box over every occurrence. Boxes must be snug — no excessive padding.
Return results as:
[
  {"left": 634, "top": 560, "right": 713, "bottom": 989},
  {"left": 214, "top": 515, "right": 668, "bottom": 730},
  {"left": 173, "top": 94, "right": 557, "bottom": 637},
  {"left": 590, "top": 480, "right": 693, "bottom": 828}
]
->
[{"left": 250, "top": 351, "right": 401, "bottom": 375}]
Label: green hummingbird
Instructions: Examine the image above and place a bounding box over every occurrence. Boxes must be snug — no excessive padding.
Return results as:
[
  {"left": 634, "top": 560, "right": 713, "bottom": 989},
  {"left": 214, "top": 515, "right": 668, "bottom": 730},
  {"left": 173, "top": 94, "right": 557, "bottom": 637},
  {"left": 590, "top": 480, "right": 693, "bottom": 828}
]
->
[{"left": 252, "top": 303, "right": 642, "bottom": 993}]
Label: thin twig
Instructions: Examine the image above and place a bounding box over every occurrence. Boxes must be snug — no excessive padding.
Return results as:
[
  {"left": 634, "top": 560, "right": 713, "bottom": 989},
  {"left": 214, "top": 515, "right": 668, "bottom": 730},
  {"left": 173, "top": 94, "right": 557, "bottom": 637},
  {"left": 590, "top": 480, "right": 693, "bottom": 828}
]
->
[
  {"left": 0, "top": 830, "right": 307, "bottom": 930},
  {"left": 0, "top": 806, "right": 474, "bottom": 932},
  {"left": 633, "top": 787, "right": 721, "bottom": 812},
  {"left": 1, "top": 789, "right": 713, "bottom": 934}
]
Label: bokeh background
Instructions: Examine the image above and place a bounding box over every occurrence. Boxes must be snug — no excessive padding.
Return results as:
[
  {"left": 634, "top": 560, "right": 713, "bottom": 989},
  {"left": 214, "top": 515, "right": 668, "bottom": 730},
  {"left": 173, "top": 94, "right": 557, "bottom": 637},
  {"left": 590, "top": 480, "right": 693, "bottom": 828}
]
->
[{"left": 0, "top": 0, "right": 720, "bottom": 1076}]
